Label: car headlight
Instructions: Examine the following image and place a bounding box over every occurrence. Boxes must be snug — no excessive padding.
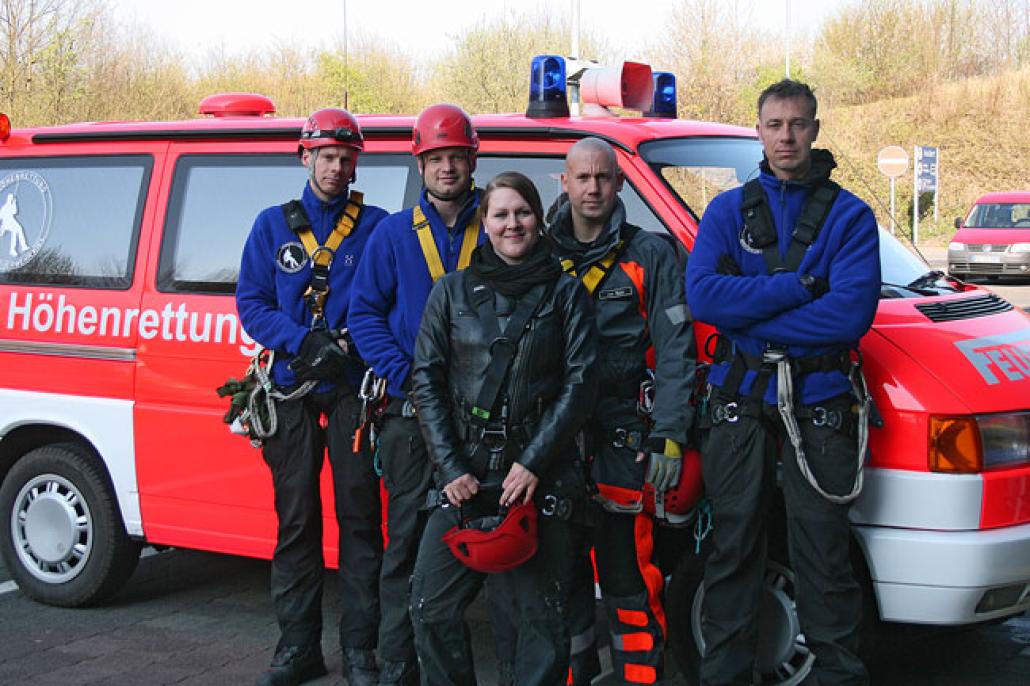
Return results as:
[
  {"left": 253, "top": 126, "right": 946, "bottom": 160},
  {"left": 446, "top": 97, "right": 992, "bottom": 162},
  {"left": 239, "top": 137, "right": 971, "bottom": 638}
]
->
[
  {"left": 929, "top": 411, "right": 1030, "bottom": 472},
  {"left": 948, "top": 242, "right": 966, "bottom": 251},
  {"left": 978, "top": 411, "right": 1030, "bottom": 469},
  {"left": 1009, "top": 243, "right": 1030, "bottom": 253}
]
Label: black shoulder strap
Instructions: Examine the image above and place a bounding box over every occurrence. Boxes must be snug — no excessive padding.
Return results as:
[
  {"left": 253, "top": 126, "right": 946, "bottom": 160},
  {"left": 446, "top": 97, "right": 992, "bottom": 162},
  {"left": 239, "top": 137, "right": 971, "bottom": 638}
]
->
[
  {"left": 466, "top": 278, "right": 550, "bottom": 424},
  {"left": 281, "top": 200, "right": 310, "bottom": 232},
  {"left": 781, "top": 181, "right": 840, "bottom": 272},
  {"left": 740, "top": 179, "right": 840, "bottom": 274}
]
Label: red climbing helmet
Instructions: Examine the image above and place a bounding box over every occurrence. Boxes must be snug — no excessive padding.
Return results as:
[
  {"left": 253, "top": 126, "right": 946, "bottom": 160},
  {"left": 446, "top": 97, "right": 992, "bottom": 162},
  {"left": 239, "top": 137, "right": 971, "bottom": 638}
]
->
[
  {"left": 442, "top": 501, "right": 538, "bottom": 573},
  {"left": 298, "top": 107, "right": 364, "bottom": 157},
  {"left": 411, "top": 104, "right": 479, "bottom": 156},
  {"left": 642, "top": 446, "right": 704, "bottom": 524}
]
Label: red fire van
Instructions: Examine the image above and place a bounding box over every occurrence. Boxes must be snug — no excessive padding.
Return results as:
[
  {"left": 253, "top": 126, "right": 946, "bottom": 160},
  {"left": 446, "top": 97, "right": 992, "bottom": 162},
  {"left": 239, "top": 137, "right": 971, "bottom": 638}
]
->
[{"left": 1, "top": 59, "right": 1028, "bottom": 685}]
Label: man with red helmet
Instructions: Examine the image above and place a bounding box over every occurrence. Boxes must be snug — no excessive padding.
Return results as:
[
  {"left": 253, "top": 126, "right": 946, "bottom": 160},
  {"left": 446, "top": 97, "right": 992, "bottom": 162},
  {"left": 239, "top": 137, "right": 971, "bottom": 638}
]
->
[
  {"left": 237, "top": 107, "right": 387, "bottom": 686},
  {"left": 348, "top": 103, "right": 485, "bottom": 686}
]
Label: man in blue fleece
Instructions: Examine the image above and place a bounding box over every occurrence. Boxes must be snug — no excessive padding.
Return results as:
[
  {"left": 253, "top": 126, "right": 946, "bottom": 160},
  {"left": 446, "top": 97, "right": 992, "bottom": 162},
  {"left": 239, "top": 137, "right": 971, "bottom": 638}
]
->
[
  {"left": 237, "top": 108, "right": 388, "bottom": 686},
  {"left": 347, "top": 103, "right": 484, "bottom": 686},
  {"left": 686, "top": 80, "right": 879, "bottom": 685}
]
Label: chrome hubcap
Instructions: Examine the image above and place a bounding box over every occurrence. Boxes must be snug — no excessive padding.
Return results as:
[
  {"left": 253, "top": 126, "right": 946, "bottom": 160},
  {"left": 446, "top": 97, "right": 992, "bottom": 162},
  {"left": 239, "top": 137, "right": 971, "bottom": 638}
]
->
[
  {"left": 691, "top": 560, "right": 816, "bottom": 686},
  {"left": 12, "top": 473, "right": 92, "bottom": 583}
]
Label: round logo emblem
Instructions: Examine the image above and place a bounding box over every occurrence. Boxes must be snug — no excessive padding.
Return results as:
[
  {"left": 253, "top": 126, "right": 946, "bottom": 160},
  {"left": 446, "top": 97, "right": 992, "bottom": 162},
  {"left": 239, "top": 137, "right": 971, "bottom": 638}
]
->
[
  {"left": 276, "top": 242, "right": 308, "bottom": 273},
  {"left": 738, "top": 225, "right": 762, "bottom": 254},
  {"left": 0, "top": 171, "right": 53, "bottom": 271}
]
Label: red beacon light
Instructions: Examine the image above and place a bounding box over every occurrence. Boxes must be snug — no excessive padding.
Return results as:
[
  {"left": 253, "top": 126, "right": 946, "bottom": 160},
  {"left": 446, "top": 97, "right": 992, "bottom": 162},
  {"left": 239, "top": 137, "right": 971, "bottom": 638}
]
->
[
  {"left": 198, "top": 92, "right": 276, "bottom": 118},
  {"left": 525, "top": 55, "right": 675, "bottom": 118},
  {"left": 0, "top": 112, "right": 11, "bottom": 142}
]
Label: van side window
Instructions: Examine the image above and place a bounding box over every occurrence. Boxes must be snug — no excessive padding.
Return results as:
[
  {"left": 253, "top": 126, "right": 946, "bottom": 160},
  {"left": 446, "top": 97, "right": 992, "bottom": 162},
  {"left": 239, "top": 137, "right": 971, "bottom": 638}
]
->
[
  {"left": 473, "top": 156, "right": 667, "bottom": 234},
  {"left": 158, "top": 154, "right": 414, "bottom": 294},
  {"left": 0, "top": 157, "right": 151, "bottom": 289}
]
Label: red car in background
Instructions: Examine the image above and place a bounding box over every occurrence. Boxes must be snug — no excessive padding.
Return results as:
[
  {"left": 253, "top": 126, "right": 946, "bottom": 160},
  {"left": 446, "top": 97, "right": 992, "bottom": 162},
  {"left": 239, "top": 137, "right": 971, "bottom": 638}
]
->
[{"left": 948, "top": 191, "right": 1030, "bottom": 281}]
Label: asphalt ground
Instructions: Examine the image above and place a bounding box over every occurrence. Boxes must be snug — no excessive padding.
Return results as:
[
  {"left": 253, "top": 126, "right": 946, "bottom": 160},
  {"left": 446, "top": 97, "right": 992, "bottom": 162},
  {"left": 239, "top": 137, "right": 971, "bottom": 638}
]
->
[{"left": 2, "top": 548, "right": 1028, "bottom": 685}]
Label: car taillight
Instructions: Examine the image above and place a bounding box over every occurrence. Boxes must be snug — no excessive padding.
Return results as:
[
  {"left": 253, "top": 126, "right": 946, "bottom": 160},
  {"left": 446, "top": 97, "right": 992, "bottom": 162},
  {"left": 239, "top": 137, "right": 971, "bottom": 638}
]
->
[{"left": 929, "top": 416, "right": 982, "bottom": 473}]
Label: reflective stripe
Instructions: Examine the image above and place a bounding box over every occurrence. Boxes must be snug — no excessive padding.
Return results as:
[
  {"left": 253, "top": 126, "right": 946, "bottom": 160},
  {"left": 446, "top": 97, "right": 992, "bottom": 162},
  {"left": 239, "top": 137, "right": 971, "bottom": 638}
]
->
[
  {"left": 569, "top": 626, "right": 596, "bottom": 654},
  {"left": 623, "top": 663, "right": 657, "bottom": 684},
  {"left": 413, "top": 205, "right": 480, "bottom": 283},
  {"left": 616, "top": 608, "right": 649, "bottom": 627},
  {"left": 295, "top": 190, "right": 364, "bottom": 265},
  {"left": 614, "top": 631, "right": 654, "bottom": 652}
]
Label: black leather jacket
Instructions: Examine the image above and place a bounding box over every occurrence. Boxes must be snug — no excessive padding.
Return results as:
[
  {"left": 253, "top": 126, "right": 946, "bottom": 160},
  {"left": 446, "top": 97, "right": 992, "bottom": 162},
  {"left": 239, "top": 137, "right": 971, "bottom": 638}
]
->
[{"left": 411, "top": 270, "right": 598, "bottom": 488}]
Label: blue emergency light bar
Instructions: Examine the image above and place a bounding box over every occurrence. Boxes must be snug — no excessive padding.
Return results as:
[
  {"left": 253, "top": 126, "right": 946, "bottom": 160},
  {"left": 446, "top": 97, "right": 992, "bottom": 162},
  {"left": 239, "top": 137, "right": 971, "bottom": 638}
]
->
[
  {"left": 526, "top": 55, "right": 570, "bottom": 119},
  {"left": 644, "top": 72, "right": 677, "bottom": 118}
]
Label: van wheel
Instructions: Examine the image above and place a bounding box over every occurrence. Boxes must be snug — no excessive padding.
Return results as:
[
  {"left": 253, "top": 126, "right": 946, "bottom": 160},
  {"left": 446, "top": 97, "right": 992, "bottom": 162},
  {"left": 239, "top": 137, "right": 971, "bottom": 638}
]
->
[
  {"left": 666, "top": 544, "right": 815, "bottom": 686},
  {"left": 0, "top": 443, "right": 141, "bottom": 606}
]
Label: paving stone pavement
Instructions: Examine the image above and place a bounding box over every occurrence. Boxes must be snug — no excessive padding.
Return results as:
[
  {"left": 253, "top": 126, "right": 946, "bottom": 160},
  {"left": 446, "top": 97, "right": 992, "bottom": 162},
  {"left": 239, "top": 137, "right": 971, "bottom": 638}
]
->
[{"left": 1, "top": 549, "right": 1028, "bottom": 685}]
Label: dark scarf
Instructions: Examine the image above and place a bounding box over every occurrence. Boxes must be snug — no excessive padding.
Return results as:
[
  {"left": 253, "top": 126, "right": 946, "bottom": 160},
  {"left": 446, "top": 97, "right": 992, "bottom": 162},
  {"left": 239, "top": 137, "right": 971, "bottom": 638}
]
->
[{"left": 468, "top": 238, "right": 562, "bottom": 298}]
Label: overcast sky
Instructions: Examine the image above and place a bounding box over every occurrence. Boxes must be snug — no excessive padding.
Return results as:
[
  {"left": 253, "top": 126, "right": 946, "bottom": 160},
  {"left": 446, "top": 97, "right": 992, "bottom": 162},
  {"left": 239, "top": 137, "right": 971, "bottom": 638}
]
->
[{"left": 109, "top": 0, "right": 848, "bottom": 65}]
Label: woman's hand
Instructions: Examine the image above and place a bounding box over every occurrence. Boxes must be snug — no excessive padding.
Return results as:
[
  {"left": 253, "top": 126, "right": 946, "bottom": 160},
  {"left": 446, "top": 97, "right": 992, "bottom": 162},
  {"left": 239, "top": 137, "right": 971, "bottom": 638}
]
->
[
  {"left": 501, "top": 462, "right": 539, "bottom": 507},
  {"left": 443, "top": 473, "right": 480, "bottom": 507}
]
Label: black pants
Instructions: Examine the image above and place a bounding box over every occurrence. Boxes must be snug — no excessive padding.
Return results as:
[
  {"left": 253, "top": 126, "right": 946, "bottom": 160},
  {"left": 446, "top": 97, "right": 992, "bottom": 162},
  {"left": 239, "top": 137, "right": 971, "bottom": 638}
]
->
[
  {"left": 410, "top": 494, "right": 582, "bottom": 686},
  {"left": 261, "top": 390, "right": 382, "bottom": 652},
  {"left": 699, "top": 393, "right": 868, "bottom": 686},
  {"left": 376, "top": 399, "right": 434, "bottom": 664}
]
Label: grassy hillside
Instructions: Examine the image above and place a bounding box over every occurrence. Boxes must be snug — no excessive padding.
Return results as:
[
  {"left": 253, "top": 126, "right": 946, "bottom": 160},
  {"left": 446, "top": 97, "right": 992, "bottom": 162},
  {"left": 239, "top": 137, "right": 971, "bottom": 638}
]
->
[{"left": 817, "top": 67, "right": 1030, "bottom": 244}]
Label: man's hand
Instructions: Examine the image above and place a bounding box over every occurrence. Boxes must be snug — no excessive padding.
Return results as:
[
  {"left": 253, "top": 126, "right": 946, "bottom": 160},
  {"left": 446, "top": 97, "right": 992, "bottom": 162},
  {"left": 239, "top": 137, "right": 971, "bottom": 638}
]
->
[
  {"left": 443, "top": 473, "right": 480, "bottom": 507},
  {"left": 290, "top": 329, "right": 349, "bottom": 381},
  {"left": 717, "top": 254, "right": 743, "bottom": 276},
  {"left": 644, "top": 438, "right": 683, "bottom": 493},
  {"left": 799, "top": 273, "right": 829, "bottom": 298},
  {"left": 502, "top": 462, "right": 539, "bottom": 507}
]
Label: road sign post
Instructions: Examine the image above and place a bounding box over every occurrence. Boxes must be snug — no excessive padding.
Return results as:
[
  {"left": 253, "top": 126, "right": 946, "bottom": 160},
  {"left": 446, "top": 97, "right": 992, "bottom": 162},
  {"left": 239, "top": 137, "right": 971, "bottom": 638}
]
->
[
  {"left": 877, "top": 145, "right": 908, "bottom": 235},
  {"left": 912, "top": 145, "right": 939, "bottom": 245}
]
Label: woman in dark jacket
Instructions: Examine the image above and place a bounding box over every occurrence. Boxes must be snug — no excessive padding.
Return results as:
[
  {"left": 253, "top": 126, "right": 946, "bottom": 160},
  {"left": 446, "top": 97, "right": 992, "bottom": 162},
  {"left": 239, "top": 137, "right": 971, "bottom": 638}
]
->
[{"left": 409, "top": 171, "right": 598, "bottom": 685}]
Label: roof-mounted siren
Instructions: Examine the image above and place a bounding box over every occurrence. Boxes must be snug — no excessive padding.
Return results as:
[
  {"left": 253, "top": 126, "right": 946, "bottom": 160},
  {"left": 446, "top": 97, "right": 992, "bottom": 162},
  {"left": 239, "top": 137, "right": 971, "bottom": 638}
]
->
[
  {"left": 576, "top": 61, "right": 653, "bottom": 115},
  {"left": 198, "top": 92, "right": 277, "bottom": 118},
  {"left": 0, "top": 112, "right": 10, "bottom": 142},
  {"left": 643, "top": 71, "right": 677, "bottom": 118},
  {"left": 526, "top": 55, "right": 570, "bottom": 119}
]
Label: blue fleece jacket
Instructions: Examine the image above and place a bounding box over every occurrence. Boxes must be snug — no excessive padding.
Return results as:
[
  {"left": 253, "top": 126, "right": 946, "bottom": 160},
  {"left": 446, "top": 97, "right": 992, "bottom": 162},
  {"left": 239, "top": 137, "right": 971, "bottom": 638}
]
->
[
  {"left": 236, "top": 182, "right": 387, "bottom": 390},
  {"left": 686, "top": 153, "right": 880, "bottom": 404},
  {"left": 348, "top": 189, "right": 484, "bottom": 399}
]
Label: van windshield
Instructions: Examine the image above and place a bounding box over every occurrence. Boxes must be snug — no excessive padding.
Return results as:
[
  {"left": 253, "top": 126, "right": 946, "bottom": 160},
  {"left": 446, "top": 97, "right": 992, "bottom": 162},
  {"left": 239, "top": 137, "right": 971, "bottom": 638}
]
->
[
  {"left": 965, "top": 202, "right": 1030, "bottom": 229},
  {"left": 639, "top": 137, "right": 957, "bottom": 297}
]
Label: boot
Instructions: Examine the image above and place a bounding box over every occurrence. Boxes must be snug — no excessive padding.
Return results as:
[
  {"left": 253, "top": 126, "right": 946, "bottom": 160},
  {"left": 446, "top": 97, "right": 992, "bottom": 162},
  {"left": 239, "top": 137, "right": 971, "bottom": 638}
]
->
[
  {"left": 378, "top": 660, "right": 418, "bottom": 686},
  {"left": 255, "top": 644, "right": 328, "bottom": 686},
  {"left": 342, "top": 648, "right": 379, "bottom": 686}
]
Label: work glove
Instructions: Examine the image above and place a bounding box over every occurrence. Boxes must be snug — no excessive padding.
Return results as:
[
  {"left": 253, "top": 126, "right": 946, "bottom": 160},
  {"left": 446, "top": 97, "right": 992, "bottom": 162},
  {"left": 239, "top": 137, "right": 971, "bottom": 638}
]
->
[
  {"left": 644, "top": 437, "right": 683, "bottom": 493},
  {"left": 289, "top": 329, "right": 349, "bottom": 382},
  {"left": 799, "top": 273, "right": 829, "bottom": 298}
]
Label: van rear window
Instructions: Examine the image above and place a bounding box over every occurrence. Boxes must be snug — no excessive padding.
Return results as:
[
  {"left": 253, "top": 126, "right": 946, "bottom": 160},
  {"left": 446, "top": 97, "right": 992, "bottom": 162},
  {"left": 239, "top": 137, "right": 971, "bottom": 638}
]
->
[
  {"left": 159, "top": 154, "right": 414, "bottom": 294},
  {"left": 0, "top": 156, "right": 151, "bottom": 289}
]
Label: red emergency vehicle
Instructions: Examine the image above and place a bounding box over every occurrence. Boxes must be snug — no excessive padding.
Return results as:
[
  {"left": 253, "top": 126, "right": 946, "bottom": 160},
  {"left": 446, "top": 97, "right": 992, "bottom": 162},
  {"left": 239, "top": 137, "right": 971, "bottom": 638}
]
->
[{"left": 0, "top": 59, "right": 1028, "bottom": 685}]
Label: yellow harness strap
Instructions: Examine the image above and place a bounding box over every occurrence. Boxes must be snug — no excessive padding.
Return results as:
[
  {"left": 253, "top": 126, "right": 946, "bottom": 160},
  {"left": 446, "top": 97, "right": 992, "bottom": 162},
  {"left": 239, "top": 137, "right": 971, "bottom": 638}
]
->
[
  {"left": 294, "top": 190, "right": 363, "bottom": 319},
  {"left": 413, "top": 205, "right": 481, "bottom": 283},
  {"left": 560, "top": 240, "right": 624, "bottom": 296},
  {"left": 295, "top": 190, "right": 364, "bottom": 267}
]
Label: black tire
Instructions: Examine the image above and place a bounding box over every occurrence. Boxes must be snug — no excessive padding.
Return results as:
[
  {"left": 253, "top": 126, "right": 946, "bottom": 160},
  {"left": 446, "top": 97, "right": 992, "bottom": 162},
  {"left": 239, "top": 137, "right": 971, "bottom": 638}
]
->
[
  {"left": 666, "top": 541, "right": 816, "bottom": 686},
  {"left": 0, "top": 442, "right": 141, "bottom": 606}
]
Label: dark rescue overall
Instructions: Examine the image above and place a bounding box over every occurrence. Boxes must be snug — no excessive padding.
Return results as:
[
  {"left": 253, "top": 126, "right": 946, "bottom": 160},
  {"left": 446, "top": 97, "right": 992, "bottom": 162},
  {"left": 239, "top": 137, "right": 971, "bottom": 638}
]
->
[{"left": 696, "top": 172, "right": 873, "bottom": 686}]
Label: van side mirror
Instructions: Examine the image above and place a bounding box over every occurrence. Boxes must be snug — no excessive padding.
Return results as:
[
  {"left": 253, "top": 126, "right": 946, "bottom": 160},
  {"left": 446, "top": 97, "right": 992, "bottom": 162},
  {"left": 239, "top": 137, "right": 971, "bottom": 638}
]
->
[{"left": 954, "top": 217, "right": 962, "bottom": 229}]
